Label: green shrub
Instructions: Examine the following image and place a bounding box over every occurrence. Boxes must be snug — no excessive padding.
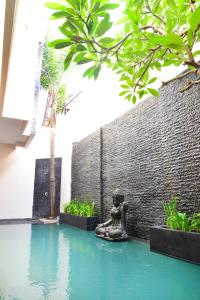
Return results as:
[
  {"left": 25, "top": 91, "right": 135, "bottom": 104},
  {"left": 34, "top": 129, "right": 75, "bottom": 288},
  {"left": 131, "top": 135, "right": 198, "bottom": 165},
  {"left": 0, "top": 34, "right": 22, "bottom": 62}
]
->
[
  {"left": 163, "top": 196, "right": 199, "bottom": 232},
  {"left": 163, "top": 196, "right": 178, "bottom": 229},
  {"left": 190, "top": 213, "right": 200, "bottom": 233},
  {"left": 63, "top": 198, "right": 96, "bottom": 217}
]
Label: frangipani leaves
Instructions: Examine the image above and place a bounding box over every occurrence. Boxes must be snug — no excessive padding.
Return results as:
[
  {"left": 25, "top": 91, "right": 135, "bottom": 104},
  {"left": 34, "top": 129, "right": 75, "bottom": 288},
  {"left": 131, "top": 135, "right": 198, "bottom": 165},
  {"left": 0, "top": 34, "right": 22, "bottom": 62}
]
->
[{"left": 45, "top": 0, "right": 200, "bottom": 103}]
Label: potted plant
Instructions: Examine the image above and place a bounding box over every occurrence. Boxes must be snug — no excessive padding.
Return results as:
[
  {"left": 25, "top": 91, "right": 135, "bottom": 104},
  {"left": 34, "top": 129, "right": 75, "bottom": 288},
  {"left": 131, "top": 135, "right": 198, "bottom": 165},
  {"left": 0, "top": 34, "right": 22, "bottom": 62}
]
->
[
  {"left": 59, "top": 197, "right": 98, "bottom": 230},
  {"left": 150, "top": 196, "right": 200, "bottom": 264}
]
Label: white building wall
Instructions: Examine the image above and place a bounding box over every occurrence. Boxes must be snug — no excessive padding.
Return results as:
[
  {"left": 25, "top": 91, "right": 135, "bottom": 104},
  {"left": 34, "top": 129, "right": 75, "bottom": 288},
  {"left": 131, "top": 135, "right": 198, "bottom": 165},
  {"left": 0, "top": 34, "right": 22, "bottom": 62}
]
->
[
  {"left": 0, "top": 144, "right": 35, "bottom": 218},
  {"left": 0, "top": 63, "right": 134, "bottom": 219},
  {"left": 3, "top": 0, "right": 45, "bottom": 121},
  {"left": 0, "top": 121, "right": 69, "bottom": 218},
  {"left": 0, "top": 119, "right": 66, "bottom": 219},
  {"left": 0, "top": 91, "right": 73, "bottom": 219}
]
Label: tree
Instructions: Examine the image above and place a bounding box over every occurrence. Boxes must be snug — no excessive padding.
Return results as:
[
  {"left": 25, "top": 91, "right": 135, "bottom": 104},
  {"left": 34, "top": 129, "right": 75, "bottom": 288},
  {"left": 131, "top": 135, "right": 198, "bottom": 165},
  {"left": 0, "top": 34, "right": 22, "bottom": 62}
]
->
[
  {"left": 40, "top": 43, "right": 67, "bottom": 218},
  {"left": 45, "top": 0, "right": 200, "bottom": 103},
  {"left": 41, "top": 42, "right": 81, "bottom": 218}
]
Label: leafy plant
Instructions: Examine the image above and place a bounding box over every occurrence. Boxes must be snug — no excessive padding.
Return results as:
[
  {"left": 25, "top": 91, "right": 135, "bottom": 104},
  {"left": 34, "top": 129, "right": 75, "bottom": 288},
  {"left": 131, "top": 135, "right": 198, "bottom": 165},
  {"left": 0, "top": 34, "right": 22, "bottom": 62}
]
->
[
  {"left": 46, "top": 0, "right": 200, "bottom": 103},
  {"left": 163, "top": 196, "right": 191, "bottom": 231},
  {"left": 190, "top": 213, "right": 200, "bottom": 233},
  {"left": 163, "top": 196, "right": 200, "bottom": 232},
  {"left": 40, "top": 42, "right": 67, "bottom": 114},
  {"left": 57, "top": 84, "right": 67, "bottom": 114},
  {"left": 175, "top": 212, "right": 191, "bottom": 232},
  {"left": 63, "top": 198, "right": 96, "bottom": 217}
]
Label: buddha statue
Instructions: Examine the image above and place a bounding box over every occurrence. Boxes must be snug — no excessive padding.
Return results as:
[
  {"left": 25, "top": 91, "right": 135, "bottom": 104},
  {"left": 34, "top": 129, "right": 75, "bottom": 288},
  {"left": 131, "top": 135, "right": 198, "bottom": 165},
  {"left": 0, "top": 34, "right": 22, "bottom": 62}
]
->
[{"left": 95, "top": 189, "right": 128, "bottom": 241}]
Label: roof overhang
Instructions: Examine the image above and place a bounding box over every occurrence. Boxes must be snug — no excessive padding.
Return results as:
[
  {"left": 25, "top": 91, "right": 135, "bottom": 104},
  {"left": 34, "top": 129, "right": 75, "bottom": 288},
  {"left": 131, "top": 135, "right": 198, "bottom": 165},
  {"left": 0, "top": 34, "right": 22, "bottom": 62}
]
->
[
  {"left": 0, "top": 117, "right": 35, "bottom": 147},
  {"left": 0, "top": 0, "right": 16, "bottom": 116},
  {"left": 0, "top": 0, "right": 36, "bottom": 147}
]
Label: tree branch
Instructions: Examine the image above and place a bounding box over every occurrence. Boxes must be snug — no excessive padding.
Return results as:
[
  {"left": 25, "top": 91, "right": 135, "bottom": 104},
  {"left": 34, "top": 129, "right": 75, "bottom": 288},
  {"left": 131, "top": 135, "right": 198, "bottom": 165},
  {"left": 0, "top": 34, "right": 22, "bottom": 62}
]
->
[
  {"left": 153, "top": 13, "right": 166, "bottom": 25},
  {"left": 132, "top": 45, "right": 161, "bottom": 67},
  {"left": 180, "top": 79, "right": 200, "bottom": 92},
  {"left": 190, "top": 0, "right": 195, "bottom": 12},
  {"left": 91, "top": 31, "right": 133, "bottom": 54},
  {"left": 180, "top": 29, "right": 188, "bottom": 37},
  {"left": 84, "top": 39, "right": 102, "bottom": 54},
  {"left": 78, "top": 14, "right": 89, "bottom": 32},
  {"left": 86, "top": 24, "right": 164, "bottom": 59},
  {"left": 145, "top": 3, "right": 166, "bottom": 26},
  {"left": 184, "top": 60, "right": 200, "bottom": 68},
  {"left": 66, "top": 91, "right": 82, "bottom": 106},
  {"left": 162, "top": 70, "right": 197, "bottom": 85},
  {"left": 63, "top": 91, "right": 82, "bottom": 114},
  {"left": 140, "top": 25, "right": 165, "bottom": 35},
  {"left": 134, "top": 52, "right": 155, "bottom": 92}
]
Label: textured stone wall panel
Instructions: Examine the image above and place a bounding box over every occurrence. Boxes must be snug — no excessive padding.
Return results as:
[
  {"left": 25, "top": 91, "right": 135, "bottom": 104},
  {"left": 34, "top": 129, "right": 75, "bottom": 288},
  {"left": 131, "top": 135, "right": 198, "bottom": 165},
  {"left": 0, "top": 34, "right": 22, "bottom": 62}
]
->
[
  {"left": 71, "top": 74, "right": 200, "bottom": 239},
  {"left": 71, "top": 129, "right": 102, "bottom": 219}
]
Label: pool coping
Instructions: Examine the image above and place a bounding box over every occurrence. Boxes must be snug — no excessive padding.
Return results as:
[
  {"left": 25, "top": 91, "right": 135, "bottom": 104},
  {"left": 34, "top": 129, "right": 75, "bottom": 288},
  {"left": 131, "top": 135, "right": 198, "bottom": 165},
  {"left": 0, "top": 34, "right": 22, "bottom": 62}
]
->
[{"left": 0, "top": 218, "right": 46, "bottom": 225}]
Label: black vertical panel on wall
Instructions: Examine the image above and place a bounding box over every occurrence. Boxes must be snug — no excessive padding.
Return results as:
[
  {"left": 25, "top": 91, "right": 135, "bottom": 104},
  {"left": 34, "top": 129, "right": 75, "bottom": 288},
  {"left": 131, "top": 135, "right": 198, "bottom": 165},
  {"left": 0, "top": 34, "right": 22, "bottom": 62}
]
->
[
  {"left": 100, "top": 127, "right": 104, "bottom": 222},
  {"left": 71, "top": 72, "right": 200, "bottom": 239},
  {"left": 32, "top": 158, "right": 62, "bottom": 218}
]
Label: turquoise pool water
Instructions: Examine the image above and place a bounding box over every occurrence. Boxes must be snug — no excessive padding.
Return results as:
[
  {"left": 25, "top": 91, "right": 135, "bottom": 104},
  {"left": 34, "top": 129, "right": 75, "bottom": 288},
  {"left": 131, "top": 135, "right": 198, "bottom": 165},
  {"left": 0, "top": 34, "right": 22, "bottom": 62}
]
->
[{"left": 0, "top": 224, "right": 200, "bottom": 300}]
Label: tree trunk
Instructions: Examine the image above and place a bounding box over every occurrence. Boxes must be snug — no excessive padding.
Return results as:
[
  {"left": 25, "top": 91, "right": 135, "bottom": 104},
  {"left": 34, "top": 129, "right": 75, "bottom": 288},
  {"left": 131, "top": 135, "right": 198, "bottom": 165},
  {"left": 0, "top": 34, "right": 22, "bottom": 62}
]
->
[
  {"left": 49, "top": 95, "right": 56, "bottom": 218},
  {"left": 50, "top": 126, "right": 56, "bottom": 218}
]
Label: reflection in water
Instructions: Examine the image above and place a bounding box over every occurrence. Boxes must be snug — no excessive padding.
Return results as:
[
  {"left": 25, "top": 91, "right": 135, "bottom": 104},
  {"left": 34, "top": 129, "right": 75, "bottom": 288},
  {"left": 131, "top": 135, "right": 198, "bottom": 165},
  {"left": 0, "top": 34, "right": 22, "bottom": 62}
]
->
[
  {"left": 60, "top": 225, "right": 200, "bottom": 300},
  {"left": 60, "top": 226, "right": 200, "bottom": 300},
  {"left": 28, "top": 224, "right": 59, "bottom": 298},
  {"left": 0, "top": 224, "right": 200, "bottom": 300},
  {"left": 28, "top": 224, "right": 71, "bottom": 300}
]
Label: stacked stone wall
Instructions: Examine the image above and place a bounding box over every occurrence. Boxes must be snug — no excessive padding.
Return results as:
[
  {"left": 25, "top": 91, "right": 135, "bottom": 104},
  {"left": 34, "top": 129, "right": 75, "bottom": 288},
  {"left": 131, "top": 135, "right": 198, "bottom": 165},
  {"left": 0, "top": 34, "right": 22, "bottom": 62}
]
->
[{"left": 71, "top": 76, "right": 200, "bottom": 239}]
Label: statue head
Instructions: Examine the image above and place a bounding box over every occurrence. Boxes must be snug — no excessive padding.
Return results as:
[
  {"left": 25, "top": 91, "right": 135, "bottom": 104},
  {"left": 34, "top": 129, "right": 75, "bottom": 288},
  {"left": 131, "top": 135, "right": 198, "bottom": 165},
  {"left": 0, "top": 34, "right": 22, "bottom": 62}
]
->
[{"left": 112, "top": 188, "right": 124, "bottom": 207}]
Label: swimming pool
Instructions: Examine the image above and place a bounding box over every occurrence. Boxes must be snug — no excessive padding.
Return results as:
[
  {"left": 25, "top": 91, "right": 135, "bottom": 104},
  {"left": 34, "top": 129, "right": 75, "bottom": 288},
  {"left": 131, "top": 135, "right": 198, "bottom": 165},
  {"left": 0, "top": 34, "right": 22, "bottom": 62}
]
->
[{"left": 0, "top": 224, "right": 200, "bottom": 300}]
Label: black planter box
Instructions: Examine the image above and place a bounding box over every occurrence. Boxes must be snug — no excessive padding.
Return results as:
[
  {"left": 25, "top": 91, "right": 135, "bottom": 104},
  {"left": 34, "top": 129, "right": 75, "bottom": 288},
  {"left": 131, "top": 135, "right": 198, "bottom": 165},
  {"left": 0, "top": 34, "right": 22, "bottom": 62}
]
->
[
  {"left": 59, "top": 213, "right": 98, "bottom": 230},
  {"left": 150, "top": 226, "right": 200, "bottom": 264}
]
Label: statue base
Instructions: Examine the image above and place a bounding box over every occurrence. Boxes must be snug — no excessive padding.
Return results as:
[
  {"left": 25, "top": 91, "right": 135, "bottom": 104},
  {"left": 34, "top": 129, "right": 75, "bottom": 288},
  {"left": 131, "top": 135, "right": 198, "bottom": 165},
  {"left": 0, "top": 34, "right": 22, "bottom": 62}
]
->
[{"left": 96, "top": 234, "right": 128, "bottom": 242}]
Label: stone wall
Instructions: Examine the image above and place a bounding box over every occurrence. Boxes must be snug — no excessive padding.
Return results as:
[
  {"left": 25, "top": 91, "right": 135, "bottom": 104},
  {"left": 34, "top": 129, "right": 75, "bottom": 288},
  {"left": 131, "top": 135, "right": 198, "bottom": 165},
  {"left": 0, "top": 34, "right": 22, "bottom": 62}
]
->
[
  {"left": 71, "top": 75, "right": 200, "bottom": 239},
  {"left": 71, "top": 128, "right": 103, "bottom": 220}
]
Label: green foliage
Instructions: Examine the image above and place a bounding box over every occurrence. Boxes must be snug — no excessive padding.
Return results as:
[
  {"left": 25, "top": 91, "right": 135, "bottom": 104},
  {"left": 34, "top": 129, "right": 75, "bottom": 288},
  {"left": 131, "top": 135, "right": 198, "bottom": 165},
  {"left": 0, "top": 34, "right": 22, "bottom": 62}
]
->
[
  {"left": 56, "top": 85, "right": 67, "bottom": 114},
  {"left": 40, "top": 42, "right": 65, "bottom": 90},
  {"left": 163, "top": 196, "right": 200, "bottom": 232},
  {"left": 40, "top": 41, "right": 67, "bottom": 115},
  {"left": 63, "top": 197, "right": 96, "bottom": 217},
  {"left": 190, "top": 213, "right": 200, "bottom": 233},
  {"left": 46, "top": 0, "right": 200, "bottom": 103},
  {"left": 163, "top": 196, "right": 191, "bottom": 231}
]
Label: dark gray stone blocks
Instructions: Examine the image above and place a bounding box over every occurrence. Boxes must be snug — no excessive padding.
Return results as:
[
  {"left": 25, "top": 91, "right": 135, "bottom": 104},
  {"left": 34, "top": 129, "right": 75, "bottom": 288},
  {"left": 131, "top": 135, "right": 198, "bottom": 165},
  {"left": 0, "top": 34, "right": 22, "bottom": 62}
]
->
[{"left": 71, "top": 73, "right": 200, "bottom": 239}]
